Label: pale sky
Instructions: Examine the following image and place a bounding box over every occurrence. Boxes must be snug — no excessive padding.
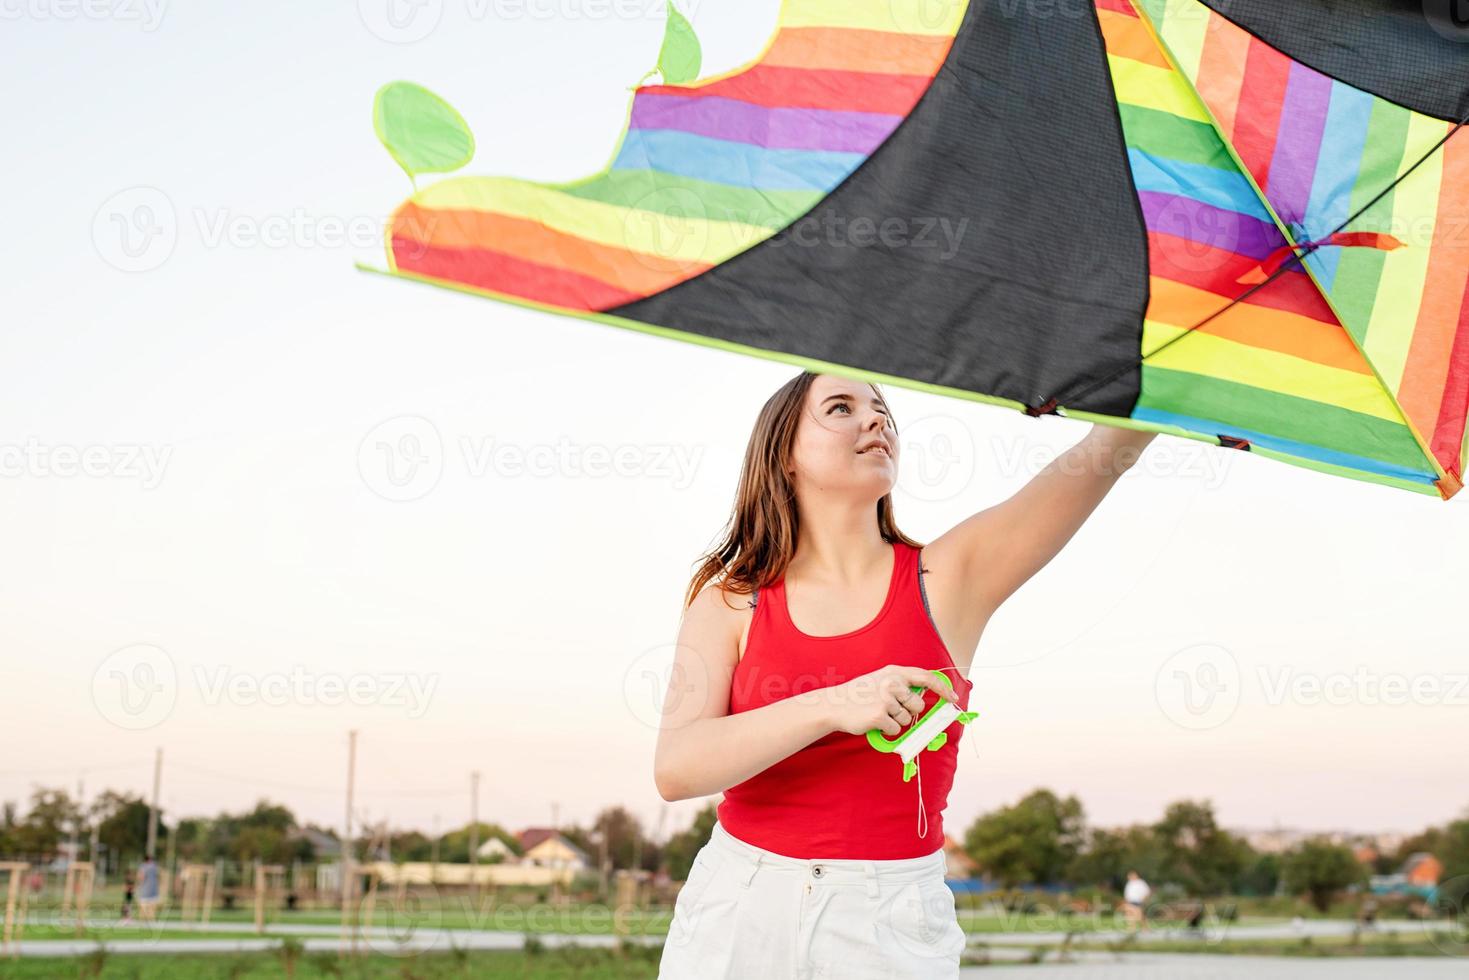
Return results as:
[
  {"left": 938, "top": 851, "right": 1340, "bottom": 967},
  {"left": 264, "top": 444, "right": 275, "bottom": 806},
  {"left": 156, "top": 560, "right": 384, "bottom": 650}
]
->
[{"left": 2, "top": 0, "right": 1466, "bottom": 847}]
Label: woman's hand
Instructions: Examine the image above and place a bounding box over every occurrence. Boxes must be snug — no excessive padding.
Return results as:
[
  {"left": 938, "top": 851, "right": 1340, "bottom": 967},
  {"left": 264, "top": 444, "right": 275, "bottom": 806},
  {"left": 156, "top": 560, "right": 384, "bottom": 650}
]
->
[{"left": 823, "top": 664, "right": 959, "bottom": 737}]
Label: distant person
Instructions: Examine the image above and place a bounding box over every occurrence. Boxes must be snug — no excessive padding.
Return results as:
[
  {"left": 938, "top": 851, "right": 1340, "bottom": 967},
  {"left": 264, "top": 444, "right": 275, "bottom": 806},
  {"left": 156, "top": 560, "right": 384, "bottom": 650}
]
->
[
  {"left": 1122, "top": 870, "right": 1151, "bottom": 932},
  {"left": 121, "top": 872, "right": 134, "bottom": 923},
  {"left": 136, "top": 854, "right": 160, "bottom": 922}
]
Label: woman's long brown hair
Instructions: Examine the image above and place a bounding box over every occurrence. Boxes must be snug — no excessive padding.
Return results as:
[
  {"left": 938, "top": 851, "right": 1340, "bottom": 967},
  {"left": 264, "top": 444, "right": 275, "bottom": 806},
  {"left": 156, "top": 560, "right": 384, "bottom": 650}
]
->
[{"left": 683, "top": 370, "right": 923, "bottom": 610}]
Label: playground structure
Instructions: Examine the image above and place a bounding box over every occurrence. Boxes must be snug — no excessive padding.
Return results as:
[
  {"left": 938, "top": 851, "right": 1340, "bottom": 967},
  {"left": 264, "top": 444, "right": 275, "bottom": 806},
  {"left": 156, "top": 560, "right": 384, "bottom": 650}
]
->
[
  {"left": 253, "top": 862, "right": 287, "bottom": 935},
  {"left": 0, "top": 863, "right": 27, "bottom": 957},
  {"left": 177, "top": 864, "right": 217, "bottom": 925},
  {"left": 58, "top": 861, "right": 94, "bottom": 937}
]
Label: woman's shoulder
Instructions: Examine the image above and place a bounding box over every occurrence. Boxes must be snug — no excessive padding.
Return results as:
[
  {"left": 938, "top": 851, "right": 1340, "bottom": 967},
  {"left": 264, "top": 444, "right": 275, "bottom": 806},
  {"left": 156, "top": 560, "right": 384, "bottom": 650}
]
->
[{"left": 688, "top": 580, "right": 759, "bottom": 619}]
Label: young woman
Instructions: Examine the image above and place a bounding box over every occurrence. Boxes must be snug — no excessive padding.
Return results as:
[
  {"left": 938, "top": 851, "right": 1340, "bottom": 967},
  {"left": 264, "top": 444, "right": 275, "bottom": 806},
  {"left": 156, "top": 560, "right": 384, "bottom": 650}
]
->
[{"left": 654, "top": 371, "right": 1156, "bottom": 979}]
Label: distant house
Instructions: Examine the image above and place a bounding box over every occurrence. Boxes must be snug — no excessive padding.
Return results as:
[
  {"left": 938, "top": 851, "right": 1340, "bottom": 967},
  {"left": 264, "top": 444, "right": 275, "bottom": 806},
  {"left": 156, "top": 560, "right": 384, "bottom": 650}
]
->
[
  {"left": 515, "top": 828, "right": 591, "bottom": 871},
  {"left": 474, "top": 837, "right": 516, "bottom": 862},
  {"left": 1402, "top": 852, "right": 1443, "bottom": 887},
  {"left": 294, "top": 826, "right": 342, "bottom": 860},
  {"left": 1370, "top": 851, "right": 1443, "bottom": 900}
]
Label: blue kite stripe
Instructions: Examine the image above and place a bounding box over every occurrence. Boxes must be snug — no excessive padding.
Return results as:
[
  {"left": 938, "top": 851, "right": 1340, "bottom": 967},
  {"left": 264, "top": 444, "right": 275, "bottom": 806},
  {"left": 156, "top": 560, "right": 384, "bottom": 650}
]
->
[
  {"left": 1132, "top": 406, "right": 1441, "bottom": 484},
  {"left": 611, "top": 129, "right": 865, "bottom": 192},
  {"left": 1128, "top": 148, "right": 1272, "bottom": 221}
]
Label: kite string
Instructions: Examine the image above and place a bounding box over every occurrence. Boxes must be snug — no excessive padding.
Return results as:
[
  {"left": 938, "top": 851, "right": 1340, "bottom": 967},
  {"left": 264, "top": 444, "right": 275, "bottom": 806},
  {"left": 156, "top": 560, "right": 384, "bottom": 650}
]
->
[
  {"left": 908, "top": 664, "right": 970, "bottom": 838},
  {"left": 1030, "top": 105, "right": 1469, "bottom": 418}
]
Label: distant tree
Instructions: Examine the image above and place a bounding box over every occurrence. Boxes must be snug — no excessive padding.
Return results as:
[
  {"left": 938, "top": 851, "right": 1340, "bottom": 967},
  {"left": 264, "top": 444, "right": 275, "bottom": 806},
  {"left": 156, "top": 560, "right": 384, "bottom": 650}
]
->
[
  {"left": 590, "top": 806, "right": 653, "bottom": 871},
  {"left": 1234, "top": 852, "right": 1282, "bottom": 897},
  {"left": 440, "top": 822, "right": 517, "bottom": 863},
  {"left": 0, "top": 800, "right": 17, "bottom": 855},
  {"left": 390, "top": 829, "right": 432, "bottom": 862},
  {"left": 13, "top": 787, "right": 81, "bottom": 856},
  {"left": 1069, "top": 824, "right": 1162, "bottom": 892},
  {"left": 1281, "top": 837, "right": 1367, "bottom": 913},
  {"left": 965, "top": 789, "right": 1085, "bottom": 888},
  {"left": 1426, "top": 813, "right": 1469, "bottom": 919},
  {"left": 91, "top": 790, "right": 163, "bottom": 867},
  {"left": 1152, "top": 799, "right": 1250, "bottom": 896},
  {"left": 662, "top": 804, "right": 716, "bottom": 881}
]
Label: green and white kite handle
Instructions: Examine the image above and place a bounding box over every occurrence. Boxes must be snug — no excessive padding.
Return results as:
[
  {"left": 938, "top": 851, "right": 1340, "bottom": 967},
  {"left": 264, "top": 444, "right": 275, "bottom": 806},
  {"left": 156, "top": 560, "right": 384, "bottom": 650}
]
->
[{"left": 865, "top": 669, "right": 978, "bottom": 782}]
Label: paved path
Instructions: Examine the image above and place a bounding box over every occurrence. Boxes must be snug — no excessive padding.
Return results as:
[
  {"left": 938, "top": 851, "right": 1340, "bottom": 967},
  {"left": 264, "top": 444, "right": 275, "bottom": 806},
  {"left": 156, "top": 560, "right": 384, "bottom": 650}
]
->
[
  {"left": 959, "top": 952, "right": 1468, "bottom": 977},
  {"left": 11, "top": 913, "right": 1458, "bottom": 959}
]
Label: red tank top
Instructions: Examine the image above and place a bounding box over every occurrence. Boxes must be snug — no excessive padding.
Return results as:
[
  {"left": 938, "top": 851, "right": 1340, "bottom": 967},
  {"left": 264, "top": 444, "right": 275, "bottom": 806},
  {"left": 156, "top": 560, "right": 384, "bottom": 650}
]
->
[{"left": 716, "top": 540, "right": 974, "bottom": 859}]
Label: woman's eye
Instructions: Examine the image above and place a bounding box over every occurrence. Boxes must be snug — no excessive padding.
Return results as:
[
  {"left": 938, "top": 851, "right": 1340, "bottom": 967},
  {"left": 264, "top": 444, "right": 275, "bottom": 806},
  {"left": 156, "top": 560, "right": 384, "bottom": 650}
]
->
[{"left": 828, "top": 403, "right": 851, "bottom": 414}]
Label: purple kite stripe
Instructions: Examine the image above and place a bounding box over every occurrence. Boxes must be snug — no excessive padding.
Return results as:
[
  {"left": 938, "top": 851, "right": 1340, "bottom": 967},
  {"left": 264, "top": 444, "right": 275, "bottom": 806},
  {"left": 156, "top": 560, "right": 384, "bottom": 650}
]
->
[
  {"left": 629, "top": 93, "right": 902, "bottom": 154},
  {"left": 1266, "top": 63, "right": 1333, "bottom": 228},
  {"left": 1138, "top": 191, "right": 1284, "bottom": 260}
]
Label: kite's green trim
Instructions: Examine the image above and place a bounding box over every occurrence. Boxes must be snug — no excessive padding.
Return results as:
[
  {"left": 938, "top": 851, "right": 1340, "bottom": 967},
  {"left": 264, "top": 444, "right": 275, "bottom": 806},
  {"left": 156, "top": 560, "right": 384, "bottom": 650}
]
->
[
  {"left": 1133, "top": 2, "right": 1447, "bottom": 488},
  {"left": 354, "top": 262, "right": 1031, "bottom": 414},
  {"left": 355, "top": 262, "right": 1450, "bottom": 500},
  {"left": 356, "top": 265, "right": 1451, "bottom": 499},
  {"left": 1059, "top": 407, "right": 1443, "bottom": 497}
]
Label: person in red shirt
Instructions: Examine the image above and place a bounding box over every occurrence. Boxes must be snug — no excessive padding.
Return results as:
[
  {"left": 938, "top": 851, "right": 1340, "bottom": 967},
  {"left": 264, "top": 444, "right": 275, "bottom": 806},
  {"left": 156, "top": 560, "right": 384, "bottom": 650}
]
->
[{"left": 655, "top": 371, "right": 1155, "bottom": 979}]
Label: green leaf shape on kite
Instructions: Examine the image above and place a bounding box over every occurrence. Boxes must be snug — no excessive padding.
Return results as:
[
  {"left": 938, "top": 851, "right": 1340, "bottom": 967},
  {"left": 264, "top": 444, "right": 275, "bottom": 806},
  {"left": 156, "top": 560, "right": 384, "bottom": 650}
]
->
[
  {"left": 373, "top": 81, "right": 476, "bottom": 186},
  {"left": 657, "top": 3, "right": 701, "bottom": 85}
]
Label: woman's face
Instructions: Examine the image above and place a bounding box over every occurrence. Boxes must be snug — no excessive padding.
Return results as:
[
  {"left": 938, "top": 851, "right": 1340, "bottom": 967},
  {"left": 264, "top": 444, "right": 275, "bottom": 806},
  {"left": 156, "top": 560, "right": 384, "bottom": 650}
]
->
[{"left": 789, "top": 374, "right": 899, "bottom": 496}]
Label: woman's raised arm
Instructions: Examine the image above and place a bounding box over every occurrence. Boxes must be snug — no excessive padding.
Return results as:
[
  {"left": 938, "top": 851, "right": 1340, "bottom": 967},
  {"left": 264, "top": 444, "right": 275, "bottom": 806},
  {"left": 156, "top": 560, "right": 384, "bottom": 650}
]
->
[{"left": 924, "top": 424, "right": 1158, "bottom": 617}]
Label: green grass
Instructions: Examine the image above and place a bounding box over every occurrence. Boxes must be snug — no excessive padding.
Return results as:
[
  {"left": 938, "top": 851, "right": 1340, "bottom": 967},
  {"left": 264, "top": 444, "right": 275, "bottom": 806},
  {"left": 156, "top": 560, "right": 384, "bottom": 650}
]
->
[
  {"left": 18, "top": 924, "right": 336, "bottom": 943},
  {"left": 1053, "top": 931, "right": 1469, "bottom": 958},
  {"left": 0, "top": 943, "right": 664, "bottom": 979}
]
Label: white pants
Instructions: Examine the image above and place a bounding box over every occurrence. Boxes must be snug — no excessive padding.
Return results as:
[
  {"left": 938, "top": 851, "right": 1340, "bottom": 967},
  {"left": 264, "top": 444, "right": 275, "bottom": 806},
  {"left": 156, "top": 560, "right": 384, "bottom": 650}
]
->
[{"left": 658, "top": 820, "right": 965, "bottom": 980}]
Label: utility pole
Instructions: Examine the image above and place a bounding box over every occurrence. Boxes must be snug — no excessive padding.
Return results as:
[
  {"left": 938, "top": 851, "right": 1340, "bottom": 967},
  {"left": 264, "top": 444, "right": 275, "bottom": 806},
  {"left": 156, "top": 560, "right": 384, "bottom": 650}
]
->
[
  {"left": 469, "top": 771, "right": 480, "bottom": 900},
  {"left": 342, "top": 730, "right": 358, "bottom": 914},
  {"left": 431, "top": 813, "right": 440, "bottom": 886},
  {"left": 146, "top": 748, "right": 162, "bottom": 859},
  {"left": 163, "top": 804, "right": 177, "bottom": 900}
]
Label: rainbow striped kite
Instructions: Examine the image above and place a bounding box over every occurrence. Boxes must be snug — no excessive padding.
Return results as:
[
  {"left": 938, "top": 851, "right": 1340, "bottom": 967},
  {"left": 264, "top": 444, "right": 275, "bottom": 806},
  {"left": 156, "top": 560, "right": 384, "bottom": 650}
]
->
[{"left": 362, "top": 0, "right": 1469, "bottom": 499}]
